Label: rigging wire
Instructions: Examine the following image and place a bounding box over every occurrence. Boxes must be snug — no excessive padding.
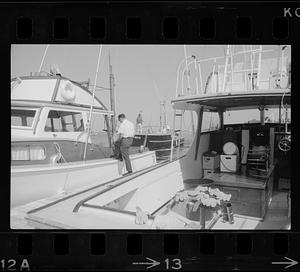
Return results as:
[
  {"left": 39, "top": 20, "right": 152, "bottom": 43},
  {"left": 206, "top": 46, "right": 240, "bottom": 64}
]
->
[{"left": 83, "top": 45, "right": 103, "bottom": 160}]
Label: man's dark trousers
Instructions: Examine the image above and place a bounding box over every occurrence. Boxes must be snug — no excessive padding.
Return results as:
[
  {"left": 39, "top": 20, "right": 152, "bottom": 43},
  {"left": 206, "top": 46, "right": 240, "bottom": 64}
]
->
[{"left": 114, "top": 137, "right": 133, "bottom": 172}]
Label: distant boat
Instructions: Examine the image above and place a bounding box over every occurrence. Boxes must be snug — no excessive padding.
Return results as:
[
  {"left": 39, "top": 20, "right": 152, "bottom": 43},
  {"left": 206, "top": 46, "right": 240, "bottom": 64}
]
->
[{"left": 132, "top": 101, "right": 184, "bottom": 160}]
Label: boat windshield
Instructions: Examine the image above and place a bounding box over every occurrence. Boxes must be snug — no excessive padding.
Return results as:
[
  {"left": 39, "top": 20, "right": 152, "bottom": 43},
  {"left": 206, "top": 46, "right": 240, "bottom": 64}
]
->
[
  {"left": 11, "top": 108, "right": 37, "bottom": 128},
  {"left": 44, "top": 110, "right": 84, "bottom": 132},
  {"left": 224, "top": 107, "right": 291, "bottom": 125}
]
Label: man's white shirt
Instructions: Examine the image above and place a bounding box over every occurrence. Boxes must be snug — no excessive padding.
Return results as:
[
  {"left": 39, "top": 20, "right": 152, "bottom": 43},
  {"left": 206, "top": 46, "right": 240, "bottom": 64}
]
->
[{"left": 118, "top": 119, "right": 135, "bottom": 138}]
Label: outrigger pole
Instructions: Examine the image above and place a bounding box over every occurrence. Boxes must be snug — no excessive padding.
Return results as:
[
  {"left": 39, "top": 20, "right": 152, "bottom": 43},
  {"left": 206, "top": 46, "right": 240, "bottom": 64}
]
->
[{"left": 83, "top": 44, "right": 103, "bottom": 160}]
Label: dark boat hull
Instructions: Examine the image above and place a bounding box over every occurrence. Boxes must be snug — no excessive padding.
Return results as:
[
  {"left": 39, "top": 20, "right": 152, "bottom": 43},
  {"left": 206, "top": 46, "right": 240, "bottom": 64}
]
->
[{"left": 132, "top": 133, "right": 185, "bottom": 159}]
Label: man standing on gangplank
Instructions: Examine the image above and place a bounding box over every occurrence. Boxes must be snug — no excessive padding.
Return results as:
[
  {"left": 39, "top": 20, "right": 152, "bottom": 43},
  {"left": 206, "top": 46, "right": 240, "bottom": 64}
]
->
[{"left": 114, "top": 113, "right": 135, "bottom": 175}]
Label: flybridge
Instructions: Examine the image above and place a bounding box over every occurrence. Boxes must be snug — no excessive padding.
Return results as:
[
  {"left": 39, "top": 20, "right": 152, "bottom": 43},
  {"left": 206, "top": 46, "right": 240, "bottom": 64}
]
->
[
  {"left": 174, "top": 45, "right": 291, "bottom": 100},
  {"left": 171, "top": 45, "right": 291, "bottom": 113},
  {"left": 11, "top": 75, "right": 111, "bottom": 113}
]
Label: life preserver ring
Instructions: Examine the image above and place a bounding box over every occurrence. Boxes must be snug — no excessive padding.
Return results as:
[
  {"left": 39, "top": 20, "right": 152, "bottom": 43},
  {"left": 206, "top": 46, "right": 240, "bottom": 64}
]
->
[
  {"left": 60, "top": 80, "right": 76, "bottom": 102},
  {"left": 278, "top": 136, "right": 291, "bottom": 152}
]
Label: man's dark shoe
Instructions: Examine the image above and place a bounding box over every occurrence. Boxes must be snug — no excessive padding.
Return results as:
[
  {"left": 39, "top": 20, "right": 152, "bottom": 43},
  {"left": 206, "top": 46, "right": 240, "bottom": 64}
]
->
[{"left": 122, "top": 171, "right": 133, "bottom": 176}]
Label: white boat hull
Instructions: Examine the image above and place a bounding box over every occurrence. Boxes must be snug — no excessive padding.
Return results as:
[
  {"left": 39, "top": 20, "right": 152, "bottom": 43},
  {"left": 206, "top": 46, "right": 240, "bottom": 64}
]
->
[{"left": 11, "top": 151, "right": 156, "bottom": 208}]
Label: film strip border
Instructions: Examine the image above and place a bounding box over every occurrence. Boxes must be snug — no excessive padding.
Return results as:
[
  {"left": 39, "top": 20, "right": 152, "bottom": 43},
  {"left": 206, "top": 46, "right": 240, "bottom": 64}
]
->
[
  {"left": 2, "top": 1, "right": 300, "bottom": 271},
  {"left": 1, "top": 232, "right": 299, "bottom": 270},
  {"left": 0, "top": 2, "right": 299, "bottom": 42}
]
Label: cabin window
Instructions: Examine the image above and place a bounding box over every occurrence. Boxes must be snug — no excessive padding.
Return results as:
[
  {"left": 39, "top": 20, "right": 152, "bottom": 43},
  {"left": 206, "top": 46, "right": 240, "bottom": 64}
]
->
[
  {"left": 11, "top": 145, "right": 46, "bottom": 161},
  {"left": 90, "top": 113, "right": 111, "bottom": 148},
  {"left": 11, "top": 108, "right": 36, "bottom": 127},
  {"left": 44, "top": 110, "right": 84, "bottom": 132},
  {"left": 264, "top": 107, "right": 291, "bottom": 123},
  {"left": 201, "top": 111, "right": 220, "bottom": 132},
  {"left": 224, "top": 109, "right": 260, "bottom": 125}
]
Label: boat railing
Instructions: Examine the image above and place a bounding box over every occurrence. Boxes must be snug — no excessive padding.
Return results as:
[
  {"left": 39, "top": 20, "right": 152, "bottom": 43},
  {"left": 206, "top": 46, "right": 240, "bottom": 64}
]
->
[
  {"left": 175, "top": 45, "right": 291, "bottom": 99},
  {"left": 136, "top": 125, "right": 171, "bottom": 135}
]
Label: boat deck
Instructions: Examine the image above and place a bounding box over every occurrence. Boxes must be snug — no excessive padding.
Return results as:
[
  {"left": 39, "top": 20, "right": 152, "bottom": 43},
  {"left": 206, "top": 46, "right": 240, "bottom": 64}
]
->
[
  {"left": 11, "top": 160, "right": 169, "bottom": 229},
  {"left": 213, "top": 191, "right": 290, "bottom": 230},
  {"left": 11, "top": 185, "right": 290, "bottom": 229}
]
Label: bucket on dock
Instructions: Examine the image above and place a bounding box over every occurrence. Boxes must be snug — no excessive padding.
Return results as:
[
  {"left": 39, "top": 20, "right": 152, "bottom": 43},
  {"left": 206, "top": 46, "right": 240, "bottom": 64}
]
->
[{"left": 186, "top": 200, "right": 215, "bottom": 227}]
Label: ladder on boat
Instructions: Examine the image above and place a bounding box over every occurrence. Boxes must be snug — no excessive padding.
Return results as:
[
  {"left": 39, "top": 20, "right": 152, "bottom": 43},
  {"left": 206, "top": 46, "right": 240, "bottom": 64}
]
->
[{"left": 170, "top": 109, "right": 184, "bottom": 161}]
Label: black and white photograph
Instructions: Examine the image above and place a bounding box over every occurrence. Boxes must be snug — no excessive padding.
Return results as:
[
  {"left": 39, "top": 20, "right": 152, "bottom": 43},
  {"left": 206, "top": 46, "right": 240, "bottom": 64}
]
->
[{"left": 11, "top": 44, "right": 291, "bottom": 230}]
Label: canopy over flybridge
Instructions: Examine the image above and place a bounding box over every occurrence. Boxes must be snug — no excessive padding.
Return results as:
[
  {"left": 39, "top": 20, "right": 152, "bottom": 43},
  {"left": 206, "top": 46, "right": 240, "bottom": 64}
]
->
[
  {"left": 11, "top": 75, "right": 110, "bottom": 113},
  {"left": 172, "top": 45, "right": 291, "bottom": 111},
  {"left": 172, "top": 90, "right": 291, "bottom": 111}
]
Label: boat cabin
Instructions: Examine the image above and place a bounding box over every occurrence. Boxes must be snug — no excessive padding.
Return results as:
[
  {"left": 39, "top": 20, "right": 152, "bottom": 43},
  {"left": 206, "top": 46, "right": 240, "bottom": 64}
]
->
[
  {"left": 11, "top": 74, "right": 115, "bottom": 165},
  {"left": 169, "top": 45, "right": 291, "bottom": 226}
]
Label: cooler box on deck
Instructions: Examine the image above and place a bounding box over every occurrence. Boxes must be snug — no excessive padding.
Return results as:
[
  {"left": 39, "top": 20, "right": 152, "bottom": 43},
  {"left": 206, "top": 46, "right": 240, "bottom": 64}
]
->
[
  {"left": 220, "top": 154, "right": 240, "bottom": 173},
  {"left": 203, "top": 153, "right": 220, "bottom": 170}
]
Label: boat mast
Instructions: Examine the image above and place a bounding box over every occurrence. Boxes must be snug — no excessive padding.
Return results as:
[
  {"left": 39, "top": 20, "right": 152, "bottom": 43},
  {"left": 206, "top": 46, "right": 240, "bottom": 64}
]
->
[
  {"left": 159, "top": 100, "right": 167, "bottom": 131},
  {"left": 83, "top": 45, "right": 103, "bottom": 160},
  {"left": 109, "top": 53, "right": 117, "bottom": 134}
]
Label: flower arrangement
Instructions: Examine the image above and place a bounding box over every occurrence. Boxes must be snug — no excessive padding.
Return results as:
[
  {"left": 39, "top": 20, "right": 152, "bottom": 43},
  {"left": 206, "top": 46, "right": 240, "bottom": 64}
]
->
[{"left": 173, "top": 185, "right": 232, "bottom": 212}]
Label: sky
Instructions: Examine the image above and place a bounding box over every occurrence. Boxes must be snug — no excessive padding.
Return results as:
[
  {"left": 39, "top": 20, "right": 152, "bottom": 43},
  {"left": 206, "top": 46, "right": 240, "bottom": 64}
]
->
[{"left": 11, "top": 44, "right": 291, "bottom": 130}]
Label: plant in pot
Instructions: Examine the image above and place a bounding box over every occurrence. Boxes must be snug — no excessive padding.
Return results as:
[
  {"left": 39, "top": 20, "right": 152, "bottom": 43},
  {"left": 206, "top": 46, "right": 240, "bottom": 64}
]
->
[{"left": 170, "top": 186, "right": 232, "bottom": 229}]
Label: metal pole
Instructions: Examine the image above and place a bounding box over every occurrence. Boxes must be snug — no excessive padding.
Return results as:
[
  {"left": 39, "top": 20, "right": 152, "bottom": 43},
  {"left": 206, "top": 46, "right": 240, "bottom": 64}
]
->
[
  {"left": 38, "top": 45, "right": 49, "bottom": 73},
  {"left": 259, "top": 106, "right": 265, "bottom": 126},
  {"left": 184, "top": 45, "right": 191, "bottom": 95},
  {"left": 176, "top": 56, "right": 193, "bottom": 97},
  {"left": 280, "top": 46, "right": 285, "bottom": 88},
  {"left": 83, "top": 45, "right": 103, "bottom": 160},
  {"left": 109, "top": 53, "right": 116, "bottom": 134},
  {"left": 212, "top": 59, "right": 216, "bottom": 93},
  {"left": 198, "top": 63, "right": 203, "bottom": 94},
  {"left": 257, "top": 45, "right": 262, "bottom": 89},
  {"left": 250, "top": 45, "right": 254, "bottom": 90},
  {"left": 163, "top": 101, "right": 167, "bottom": 129},
  {"left": 170, "top": 108, "right": 176, "bottom": 161},
  {"left": 170, "top": 134, "right": 174, "bottom": 161},
  {"left": 194, "top": 58, "right": 199, "bottom": 95},
  {"left": 159, "top": 101, "right": 162, "bottom": 131},
  {"left": 222, "top": 45, "right": 229, "bottom": 93},
  {"left": 177, "top": 111, "right": 184, "bottom": 158},
  {"left": 243, "top": 45, "right": 247, "bottom": 91},
  {"left": 230, "top": 45, "right": 234, "bottom": 92}
]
